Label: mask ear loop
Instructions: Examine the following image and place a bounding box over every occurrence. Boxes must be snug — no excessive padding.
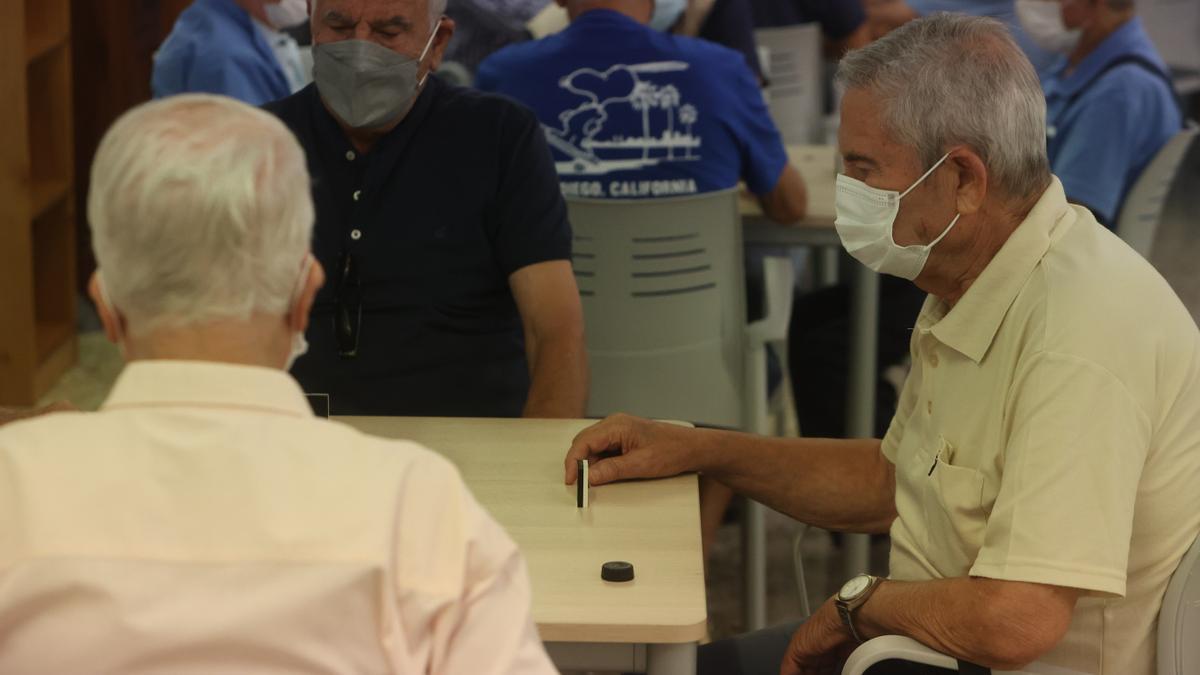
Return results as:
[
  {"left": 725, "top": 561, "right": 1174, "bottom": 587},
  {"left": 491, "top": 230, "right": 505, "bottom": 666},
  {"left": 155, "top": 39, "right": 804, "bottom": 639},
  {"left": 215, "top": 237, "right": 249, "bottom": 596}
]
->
[
  {"left": 898, "top": 150, "right": 953, "bottom": 199},
  {"left": 415, "top": 20, "right": 442, "bottom": 89}
]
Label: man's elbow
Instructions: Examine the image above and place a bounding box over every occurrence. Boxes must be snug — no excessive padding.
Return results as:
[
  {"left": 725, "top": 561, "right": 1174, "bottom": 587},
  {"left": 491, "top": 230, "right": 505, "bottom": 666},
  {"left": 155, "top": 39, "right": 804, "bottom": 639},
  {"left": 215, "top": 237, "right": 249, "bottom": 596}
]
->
[{"left": 971, "top": 585, "right": 1076, "bottom": 670}]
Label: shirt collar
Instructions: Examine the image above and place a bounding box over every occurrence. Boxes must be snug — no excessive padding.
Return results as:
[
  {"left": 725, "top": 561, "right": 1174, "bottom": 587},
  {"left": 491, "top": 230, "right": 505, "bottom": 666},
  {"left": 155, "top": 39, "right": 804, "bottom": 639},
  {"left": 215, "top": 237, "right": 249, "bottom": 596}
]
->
[
  {"left": 923, "top": 177, "right": 1073, "bottom": 363},
  {"left": 101, "top": 360, "right": 314, "bottom": 418},
  {"left": 1047, "top": 17, "right": 1158, "bottom": 100},
  {"left": 570, "top": 8, "right": 645, "bottom": 30},
  {"left": 306, "top": 74, "right": 439, "bottom": 177}
]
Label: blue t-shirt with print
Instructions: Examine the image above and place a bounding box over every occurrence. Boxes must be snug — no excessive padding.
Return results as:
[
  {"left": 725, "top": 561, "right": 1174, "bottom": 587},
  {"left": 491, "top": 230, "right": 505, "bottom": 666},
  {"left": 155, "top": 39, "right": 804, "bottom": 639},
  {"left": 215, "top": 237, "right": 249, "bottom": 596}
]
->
[{"left": 475, "top": 9, "right": 789, "bottom": 200}]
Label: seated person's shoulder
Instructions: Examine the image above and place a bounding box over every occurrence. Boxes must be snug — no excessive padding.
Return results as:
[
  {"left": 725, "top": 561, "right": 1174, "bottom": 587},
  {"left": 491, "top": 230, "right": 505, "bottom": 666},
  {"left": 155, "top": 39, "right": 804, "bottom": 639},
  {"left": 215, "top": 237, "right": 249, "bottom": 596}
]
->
[
  {"left": 1078, "top": 57, "right": 1176, "bottom": 116},
  {"left": 433, "top": 78, "right": 543, "bottom": 134},
  {"left": 260, "top": 83, "right": 311, "bottom": 123}
]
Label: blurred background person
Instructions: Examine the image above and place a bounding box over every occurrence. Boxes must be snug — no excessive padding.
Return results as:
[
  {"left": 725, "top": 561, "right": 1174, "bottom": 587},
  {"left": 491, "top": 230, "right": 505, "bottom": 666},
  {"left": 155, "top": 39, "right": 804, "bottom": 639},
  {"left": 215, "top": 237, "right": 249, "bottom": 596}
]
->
[
  {"left": 1020, "top": 0, "right": 1183, "bottom": 228},
  {"left": 153, "top": 0, "right": 312, "bottom": 104}
]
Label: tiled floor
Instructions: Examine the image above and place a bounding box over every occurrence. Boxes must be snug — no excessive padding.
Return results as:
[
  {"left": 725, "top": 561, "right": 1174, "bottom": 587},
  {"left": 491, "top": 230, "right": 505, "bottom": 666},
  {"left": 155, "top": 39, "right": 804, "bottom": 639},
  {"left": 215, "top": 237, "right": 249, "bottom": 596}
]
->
[{"left": 38, "top": 331, "right": 891, "bottom": 643}]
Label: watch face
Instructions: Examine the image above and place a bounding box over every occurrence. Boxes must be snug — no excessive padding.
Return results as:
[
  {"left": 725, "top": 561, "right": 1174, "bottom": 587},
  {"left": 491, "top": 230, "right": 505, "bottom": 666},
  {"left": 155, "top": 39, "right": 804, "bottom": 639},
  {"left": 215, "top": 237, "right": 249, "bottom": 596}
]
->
[{"left": 839, "top": 575, "right": 872, "bottom": 600}]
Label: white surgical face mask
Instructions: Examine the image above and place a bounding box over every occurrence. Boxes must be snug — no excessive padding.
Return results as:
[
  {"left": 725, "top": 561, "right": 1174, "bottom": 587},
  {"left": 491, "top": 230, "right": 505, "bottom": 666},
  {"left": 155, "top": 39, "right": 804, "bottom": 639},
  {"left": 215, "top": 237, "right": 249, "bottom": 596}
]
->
[
  {"left": 649, "top": 0, "right": 687, "bottom": 32},
  {"left": 264, "top": 0, "right": 310, "bottom": 30},
  {"left": 1015, "top": 0, "right": 1082, "bottom": 55},
  {"left": 834, "top": 151, "right": 960, "bottom": 280},
  {"left": 285, "top": 255, "right": 314, "bottom": 371}
]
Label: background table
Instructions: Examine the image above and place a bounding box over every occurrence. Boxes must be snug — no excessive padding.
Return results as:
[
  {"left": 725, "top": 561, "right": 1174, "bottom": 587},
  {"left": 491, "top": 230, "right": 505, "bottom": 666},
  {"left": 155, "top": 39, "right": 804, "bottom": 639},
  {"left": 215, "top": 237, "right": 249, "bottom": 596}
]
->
[{"left": 337, "top": 416, "right": 707, "bottom": 675}]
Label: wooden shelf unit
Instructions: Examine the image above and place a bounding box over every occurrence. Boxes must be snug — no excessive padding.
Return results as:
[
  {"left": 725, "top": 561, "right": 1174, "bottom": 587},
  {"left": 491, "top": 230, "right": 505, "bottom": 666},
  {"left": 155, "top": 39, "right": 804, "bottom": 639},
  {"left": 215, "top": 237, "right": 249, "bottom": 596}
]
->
[{"left": 1, "top": 0, "right": 77, "bottom": 405}]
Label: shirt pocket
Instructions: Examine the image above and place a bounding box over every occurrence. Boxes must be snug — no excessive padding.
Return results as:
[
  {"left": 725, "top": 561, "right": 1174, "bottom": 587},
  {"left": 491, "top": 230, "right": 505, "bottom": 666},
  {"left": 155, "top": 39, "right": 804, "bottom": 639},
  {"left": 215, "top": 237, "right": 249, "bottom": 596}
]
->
[{"left": 916, "top": 436, "right": 989, "bottom": 576}]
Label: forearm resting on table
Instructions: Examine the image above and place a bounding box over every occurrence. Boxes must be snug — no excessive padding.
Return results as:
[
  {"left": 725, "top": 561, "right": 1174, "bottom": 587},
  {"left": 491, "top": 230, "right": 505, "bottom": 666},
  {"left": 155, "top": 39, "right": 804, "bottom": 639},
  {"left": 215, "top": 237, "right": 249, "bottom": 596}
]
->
[
  {"left": 696, "top": 430, "right": 896, "bottom": 533},
  {"left": 522, "top": 333, "right": 588, "bottom": 418},
  {"left": 757, "top": 163, "right": 808, "bottom": 225},
  {"left": 857, "top": 577, "right": 1080, "bottom": 671}
]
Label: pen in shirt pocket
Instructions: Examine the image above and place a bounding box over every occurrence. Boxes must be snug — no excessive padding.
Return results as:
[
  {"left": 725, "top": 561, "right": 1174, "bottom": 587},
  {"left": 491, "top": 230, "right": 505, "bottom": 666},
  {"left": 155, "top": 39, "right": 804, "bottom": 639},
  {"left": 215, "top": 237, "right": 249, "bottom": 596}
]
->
[{"left": 927, "top": 439, "right": 948, "bottom": 476}]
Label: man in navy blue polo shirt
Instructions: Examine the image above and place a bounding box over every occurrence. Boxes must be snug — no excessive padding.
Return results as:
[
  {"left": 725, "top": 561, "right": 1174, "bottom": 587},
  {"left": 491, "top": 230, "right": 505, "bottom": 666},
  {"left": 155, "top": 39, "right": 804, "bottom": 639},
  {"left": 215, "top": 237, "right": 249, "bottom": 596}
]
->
[
  {"left": 474, "top": 0, "right": 808, "bottom": 222},
  {"left": 1019, "top": 0, "right": 1182, "bottom": 228},
  {"left": 265, "top": 0, "right": 588, "bottom": 418}
]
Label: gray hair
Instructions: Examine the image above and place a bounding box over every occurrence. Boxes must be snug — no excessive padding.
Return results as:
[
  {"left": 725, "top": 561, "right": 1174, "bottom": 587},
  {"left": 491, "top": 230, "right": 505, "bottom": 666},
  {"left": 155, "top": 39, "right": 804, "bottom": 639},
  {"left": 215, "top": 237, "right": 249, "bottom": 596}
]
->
[
  {"left": 88, "top": 94, "right": 313, "bottom": 335},
  {"left": 836, "top": 13, "right": 1051, "bottom": 199}
]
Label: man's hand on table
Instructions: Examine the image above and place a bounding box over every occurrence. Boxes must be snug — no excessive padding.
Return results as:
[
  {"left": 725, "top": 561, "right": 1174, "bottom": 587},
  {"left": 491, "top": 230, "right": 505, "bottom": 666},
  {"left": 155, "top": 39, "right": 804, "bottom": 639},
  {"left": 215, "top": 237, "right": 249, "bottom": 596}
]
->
[
  {"left": 0, "top": 401, "right": 77, "bottom": 427},
  {"left": 564, "top": 414, "right": 701, "bottom": 486},
  {"left": 781, "top": 596, "right": 856, "bottom": 675}
]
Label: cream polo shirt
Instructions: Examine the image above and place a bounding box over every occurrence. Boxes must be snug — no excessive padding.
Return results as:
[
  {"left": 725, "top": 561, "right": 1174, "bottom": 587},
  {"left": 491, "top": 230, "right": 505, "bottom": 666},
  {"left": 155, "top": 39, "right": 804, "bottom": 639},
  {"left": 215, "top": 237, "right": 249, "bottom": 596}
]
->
[
  {"left": 0, "top": 361, "right": 558, "bottom": 675},
  {"left": 883, "top": 178, "right": 1200, "bottom": 675}
]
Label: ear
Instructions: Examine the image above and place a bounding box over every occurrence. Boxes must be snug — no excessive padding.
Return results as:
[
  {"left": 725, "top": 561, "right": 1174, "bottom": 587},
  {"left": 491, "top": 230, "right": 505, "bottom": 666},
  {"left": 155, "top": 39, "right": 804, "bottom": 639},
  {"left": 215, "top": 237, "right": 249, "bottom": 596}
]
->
[
  {"left": 949, "top": 148, "right": 988, "bottom": 216},
  {"left": 88, "top": 272, "right": 126, "bottom": 345},
  {"left": 424, "top": 16, "right": 456, "bottom": 73},
  {"left": 289, "top": 259, "right": 326, "bottom": 334}
]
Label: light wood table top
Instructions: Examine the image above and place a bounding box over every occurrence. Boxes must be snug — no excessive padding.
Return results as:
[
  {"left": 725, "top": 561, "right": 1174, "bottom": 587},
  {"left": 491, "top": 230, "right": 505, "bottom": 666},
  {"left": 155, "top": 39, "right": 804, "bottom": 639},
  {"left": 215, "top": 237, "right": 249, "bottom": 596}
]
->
[
  {"left": 336, "top": 416, "right": 708, "bottom": 645},
  {"left": 740, "top": 144, "right": 837, "bottom": 228}
]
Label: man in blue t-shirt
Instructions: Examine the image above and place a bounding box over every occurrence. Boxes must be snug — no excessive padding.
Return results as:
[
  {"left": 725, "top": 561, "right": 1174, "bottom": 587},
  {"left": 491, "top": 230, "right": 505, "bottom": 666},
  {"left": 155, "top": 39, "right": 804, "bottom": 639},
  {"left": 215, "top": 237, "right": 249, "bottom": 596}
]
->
[
  {"left": 475, "top": 0, "right": 808, "bottom": 224},
  {"left": 1020, "top": 0, "right": 1182, "bottom": 228}
]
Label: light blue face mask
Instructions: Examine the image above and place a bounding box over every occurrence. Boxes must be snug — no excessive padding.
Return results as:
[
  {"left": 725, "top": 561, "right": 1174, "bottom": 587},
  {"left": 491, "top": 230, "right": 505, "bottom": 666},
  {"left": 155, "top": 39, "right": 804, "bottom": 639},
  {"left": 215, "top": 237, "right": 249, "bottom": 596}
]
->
[{"left": 649, "top": 0, "right": 686, "bottom": 32}]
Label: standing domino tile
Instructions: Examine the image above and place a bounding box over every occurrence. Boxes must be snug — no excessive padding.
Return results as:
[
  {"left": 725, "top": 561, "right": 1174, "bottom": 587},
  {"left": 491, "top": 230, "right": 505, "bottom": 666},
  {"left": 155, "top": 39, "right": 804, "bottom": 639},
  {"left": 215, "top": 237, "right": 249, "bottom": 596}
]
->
[{"left": 577, "top": 459, "right": 589, "bottom": 508}]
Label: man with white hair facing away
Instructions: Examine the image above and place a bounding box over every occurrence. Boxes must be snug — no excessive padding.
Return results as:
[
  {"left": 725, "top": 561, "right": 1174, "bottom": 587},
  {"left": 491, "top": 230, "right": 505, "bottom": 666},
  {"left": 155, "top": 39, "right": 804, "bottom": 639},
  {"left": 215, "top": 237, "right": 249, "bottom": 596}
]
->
[
  {"left": 0, "top": 94, "right": 557, "bottom": 675},
  {"left": 563, "top": 14, "right": 1200, "bottom": 675}
]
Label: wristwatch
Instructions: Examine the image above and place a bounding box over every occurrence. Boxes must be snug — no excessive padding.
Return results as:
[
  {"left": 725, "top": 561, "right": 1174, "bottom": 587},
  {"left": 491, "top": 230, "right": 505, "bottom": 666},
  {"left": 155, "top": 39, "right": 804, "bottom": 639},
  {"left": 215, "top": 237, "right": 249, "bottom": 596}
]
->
[{"left": 835, "top": 574, "right": 883, "bottom": 644}]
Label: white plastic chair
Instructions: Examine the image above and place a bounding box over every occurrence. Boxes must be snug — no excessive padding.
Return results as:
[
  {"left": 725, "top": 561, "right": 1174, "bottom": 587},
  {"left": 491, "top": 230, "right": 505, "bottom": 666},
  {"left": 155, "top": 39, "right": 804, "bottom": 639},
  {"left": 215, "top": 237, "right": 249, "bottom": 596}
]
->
[
  {"left": 566, "top": 189, "right": 794, "bottom": 631},
  {"left": 1117, "top": 125, "right": 1198, "bottom": 258},
  {"left": 841, "top": 531, "right": 1200, "bottom": 675}
]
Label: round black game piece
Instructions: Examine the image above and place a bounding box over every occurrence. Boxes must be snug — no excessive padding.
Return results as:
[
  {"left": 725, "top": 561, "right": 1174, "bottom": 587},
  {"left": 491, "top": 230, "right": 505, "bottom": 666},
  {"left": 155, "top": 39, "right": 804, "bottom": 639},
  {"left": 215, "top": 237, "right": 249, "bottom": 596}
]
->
[{"left": 601, "top": 561, "right": 635, "bottom": 582}]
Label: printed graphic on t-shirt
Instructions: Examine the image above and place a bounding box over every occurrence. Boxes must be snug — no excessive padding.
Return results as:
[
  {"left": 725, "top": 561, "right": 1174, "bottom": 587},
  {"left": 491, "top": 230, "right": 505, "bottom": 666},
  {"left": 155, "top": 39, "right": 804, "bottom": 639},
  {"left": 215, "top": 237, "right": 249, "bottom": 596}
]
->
[{"left": 546, "top": 62, "right": 703, "bottom": 198}]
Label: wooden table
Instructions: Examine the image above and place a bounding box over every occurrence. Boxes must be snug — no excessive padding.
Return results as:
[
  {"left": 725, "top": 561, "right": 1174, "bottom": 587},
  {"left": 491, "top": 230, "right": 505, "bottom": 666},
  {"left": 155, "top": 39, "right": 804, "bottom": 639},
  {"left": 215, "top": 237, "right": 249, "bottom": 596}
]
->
[
  {"left": 336, "top": 417, "right": 707, "bottom": 674},
  {"left": 740, "top": 144, "right": 879, "bottom": 601}
]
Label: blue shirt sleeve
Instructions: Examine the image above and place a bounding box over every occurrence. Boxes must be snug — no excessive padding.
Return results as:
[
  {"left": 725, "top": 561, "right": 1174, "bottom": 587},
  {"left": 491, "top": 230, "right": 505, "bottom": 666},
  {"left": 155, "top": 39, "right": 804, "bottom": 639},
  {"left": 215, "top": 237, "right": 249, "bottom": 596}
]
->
[
  {"left": 189, "top": 52, "right": 290, "bottom": 106},
  {"left": 726, "top": 59, "right": 788, "bottom": 195}
]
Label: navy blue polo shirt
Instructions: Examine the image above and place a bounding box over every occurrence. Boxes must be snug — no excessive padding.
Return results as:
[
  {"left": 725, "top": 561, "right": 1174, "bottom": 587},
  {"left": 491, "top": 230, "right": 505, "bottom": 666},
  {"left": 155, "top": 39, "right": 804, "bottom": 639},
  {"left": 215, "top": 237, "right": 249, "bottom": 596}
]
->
[
  {"left": 475, "top": 9, "right": 789, "bottom": 200},
  {"left": 264, "top": 77, "right": 571, "bottom": 416},
  {"left": 749, "top": 0, "right": 865, "bottom": 38}
]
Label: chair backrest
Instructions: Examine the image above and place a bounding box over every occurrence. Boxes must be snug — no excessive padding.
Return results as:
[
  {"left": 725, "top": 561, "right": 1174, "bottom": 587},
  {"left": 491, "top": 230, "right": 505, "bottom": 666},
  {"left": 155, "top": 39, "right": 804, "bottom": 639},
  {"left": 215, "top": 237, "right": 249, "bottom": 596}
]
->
[
  {"left": 1117, "top": 126, "right": 1198, "bottom": 257},
  {"left": 1159, "top": 530, "right": 1200, "bottom": 675},
  {"left": 1145, "top": 129, "right": 1200, "bottom": 324},
  {"left": 754, "top": 23, "right": 824, "bottom": 144},
  {"left": 567, "top": 190, "right": 748, "bottom": 428}
]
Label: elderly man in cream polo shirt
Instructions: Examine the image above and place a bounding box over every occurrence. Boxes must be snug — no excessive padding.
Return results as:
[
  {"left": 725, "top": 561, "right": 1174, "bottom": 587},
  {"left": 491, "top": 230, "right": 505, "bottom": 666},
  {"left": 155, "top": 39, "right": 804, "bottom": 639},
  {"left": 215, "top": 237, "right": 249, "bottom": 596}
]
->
[
  {"left": 563, "top": 13, "right": 1200, "bottom": 675},
  {"left": 0, "top": 95, "right": 557, "bottom": 675}
]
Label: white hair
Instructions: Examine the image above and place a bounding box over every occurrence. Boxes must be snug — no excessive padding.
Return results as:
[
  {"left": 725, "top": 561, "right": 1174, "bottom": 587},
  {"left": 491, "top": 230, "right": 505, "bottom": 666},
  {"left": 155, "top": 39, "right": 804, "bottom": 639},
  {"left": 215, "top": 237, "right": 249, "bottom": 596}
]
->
[
  {"left": 837, "top": 13, "right": 1051, "bottom": 198},
  {"left": 88, "top": 94, "right": 313, "bottom": 335}
]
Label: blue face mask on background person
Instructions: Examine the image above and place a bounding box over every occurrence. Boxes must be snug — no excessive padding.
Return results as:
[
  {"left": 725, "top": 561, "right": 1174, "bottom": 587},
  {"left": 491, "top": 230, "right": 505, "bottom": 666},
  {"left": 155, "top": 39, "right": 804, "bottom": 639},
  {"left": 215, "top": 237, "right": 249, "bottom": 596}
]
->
[
  {"left": 649, "top": 0, "right": 687, "bottom": 32},
  {"left": 312, "top": 26, "right": 439, "bottom": 130},
  {"left": 834, "top": 151, "right": 961, "bottom": 280}
]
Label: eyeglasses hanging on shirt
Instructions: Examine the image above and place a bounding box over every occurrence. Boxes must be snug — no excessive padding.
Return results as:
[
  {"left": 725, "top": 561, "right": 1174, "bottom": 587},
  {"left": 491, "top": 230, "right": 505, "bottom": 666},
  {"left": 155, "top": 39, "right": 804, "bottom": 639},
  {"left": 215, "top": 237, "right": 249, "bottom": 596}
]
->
[{"left": 335, "top": 252, "right": 364, "bottom": 358}]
